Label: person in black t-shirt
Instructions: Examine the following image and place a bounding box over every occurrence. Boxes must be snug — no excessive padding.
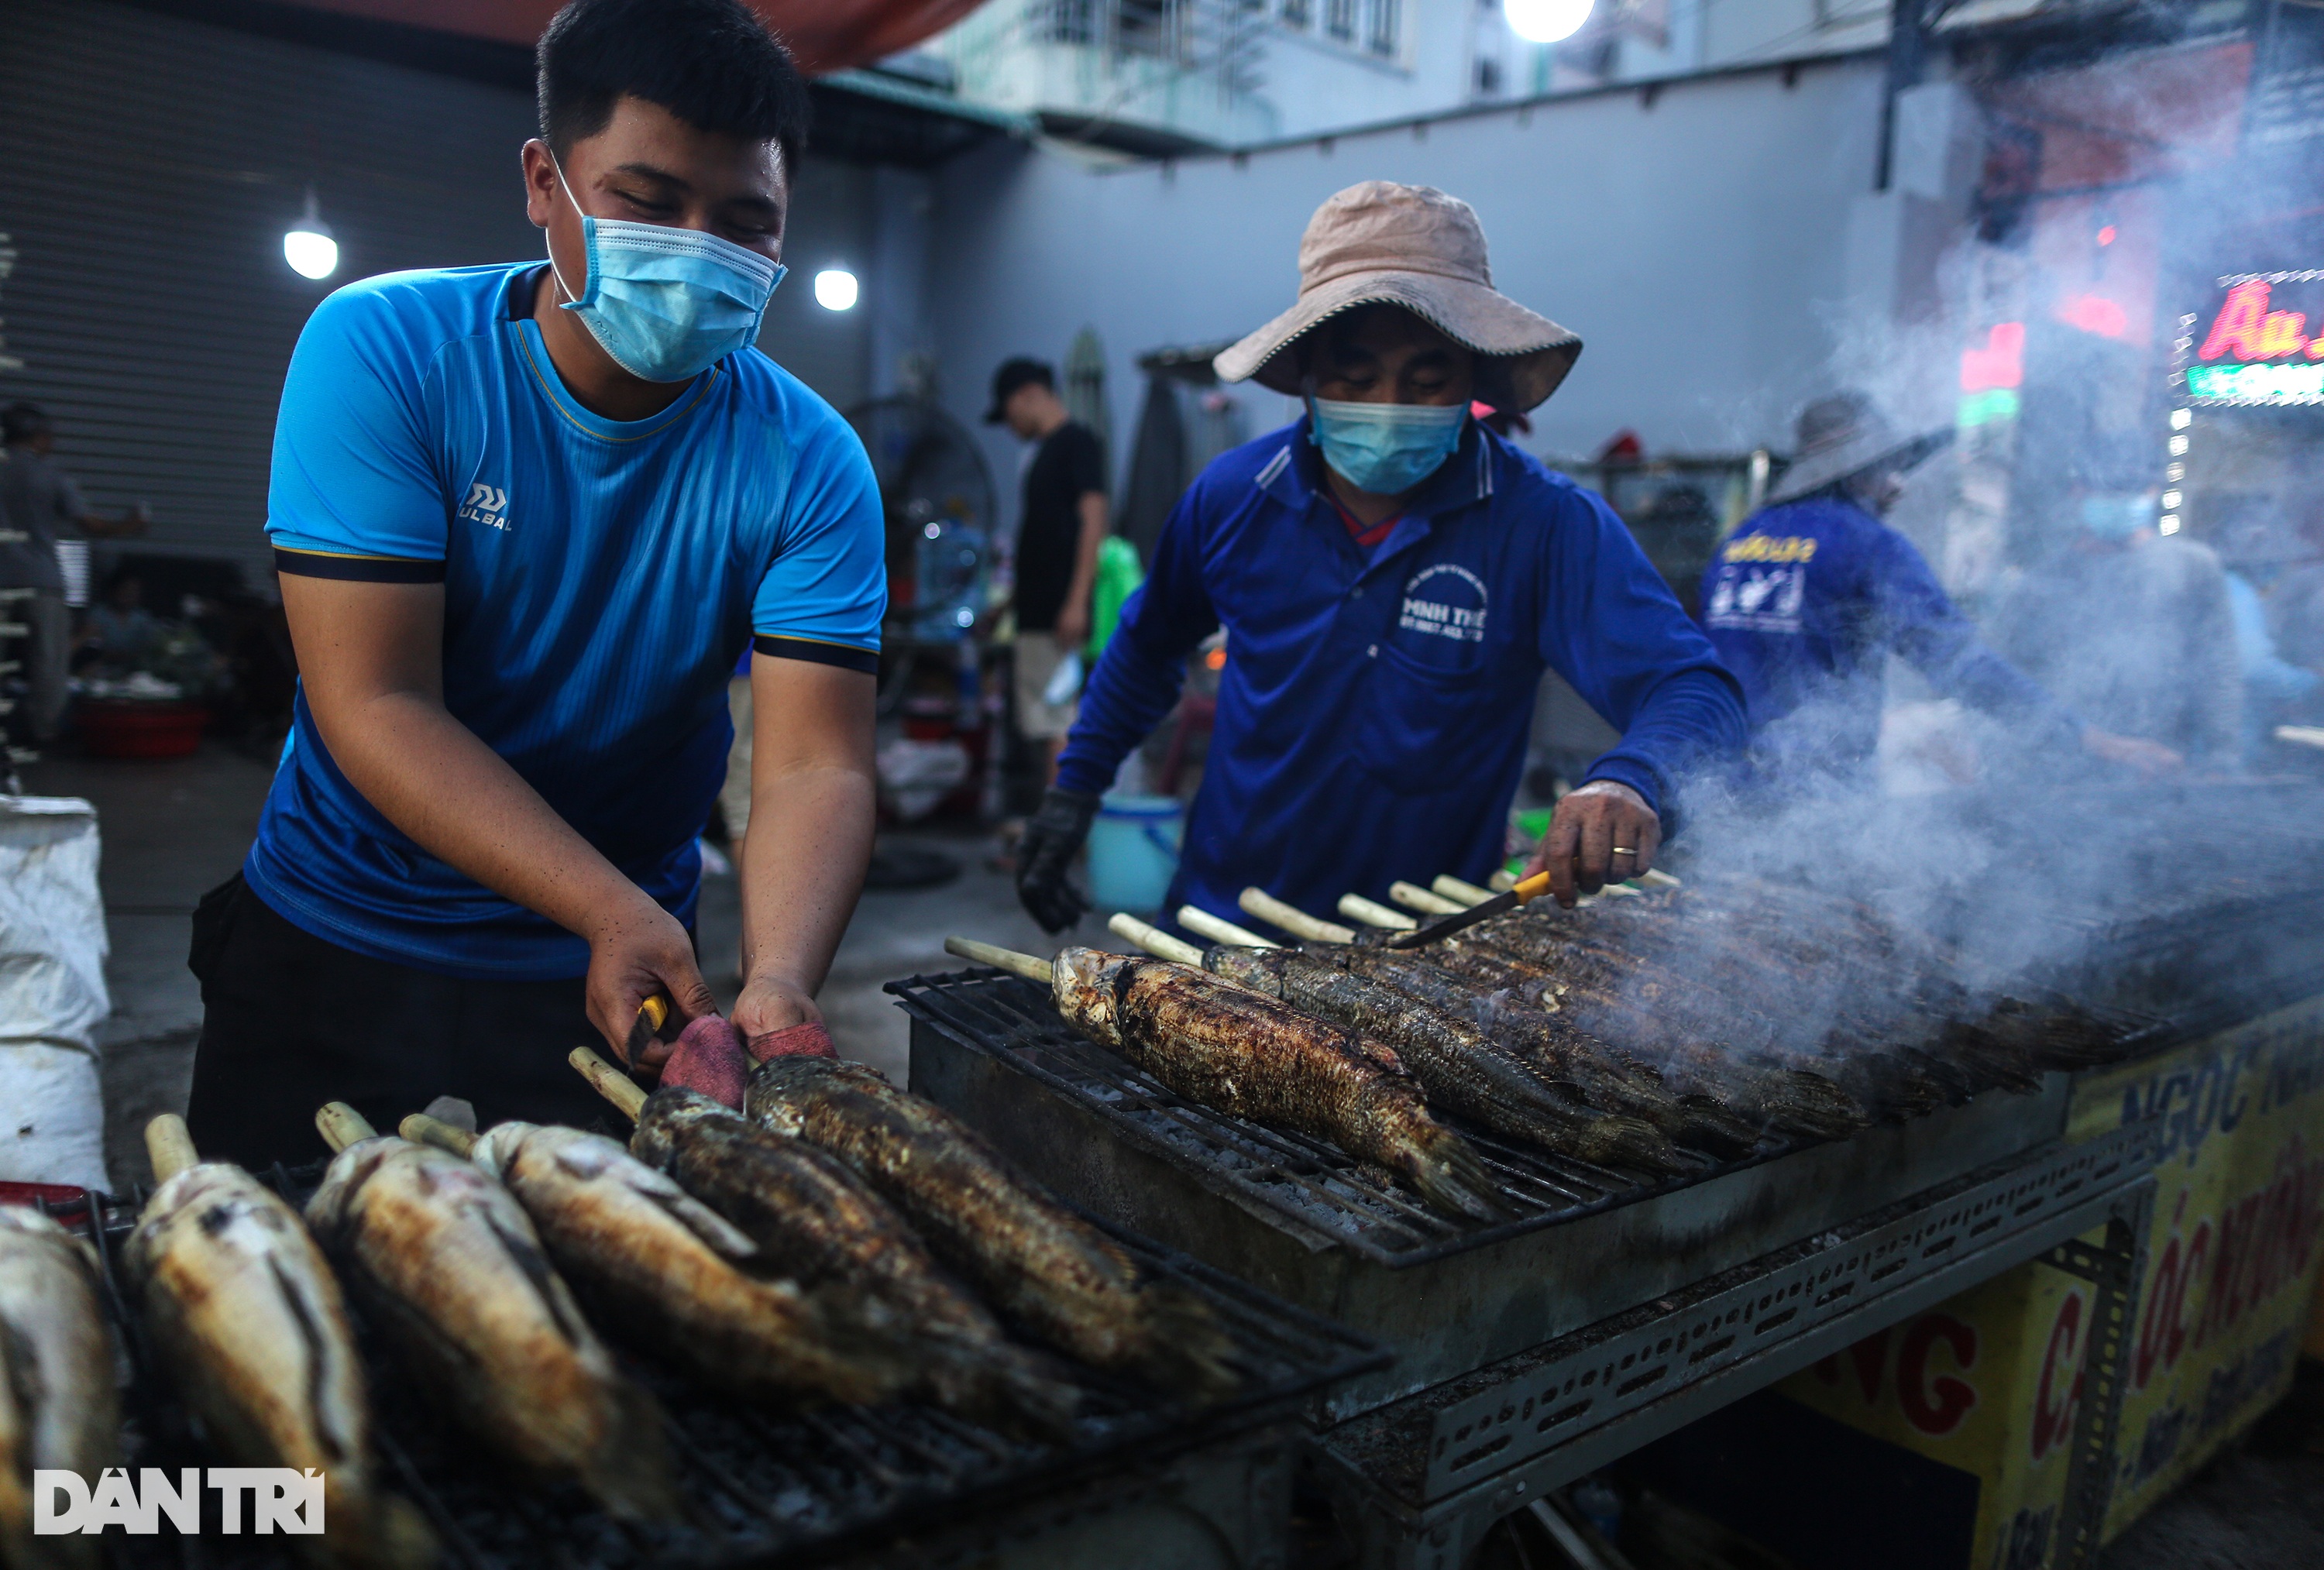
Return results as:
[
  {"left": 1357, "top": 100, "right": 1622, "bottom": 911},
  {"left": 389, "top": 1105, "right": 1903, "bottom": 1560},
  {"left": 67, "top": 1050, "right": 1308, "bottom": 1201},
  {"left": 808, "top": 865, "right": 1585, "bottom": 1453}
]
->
[{"left": 986, "top": 357, "right": 1109, "bottom": 780}]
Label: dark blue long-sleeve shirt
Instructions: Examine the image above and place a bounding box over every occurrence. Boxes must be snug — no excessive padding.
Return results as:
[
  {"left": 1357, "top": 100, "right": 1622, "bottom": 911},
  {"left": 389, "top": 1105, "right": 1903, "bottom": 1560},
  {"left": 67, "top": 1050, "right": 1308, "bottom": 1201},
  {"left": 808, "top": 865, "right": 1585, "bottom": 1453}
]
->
[
  {"left": 1057, "top": 417, "right": 1746, "bottom": 936},
  {"left": 1699, "top": 496, "right": 2080, "bottom": 767}
]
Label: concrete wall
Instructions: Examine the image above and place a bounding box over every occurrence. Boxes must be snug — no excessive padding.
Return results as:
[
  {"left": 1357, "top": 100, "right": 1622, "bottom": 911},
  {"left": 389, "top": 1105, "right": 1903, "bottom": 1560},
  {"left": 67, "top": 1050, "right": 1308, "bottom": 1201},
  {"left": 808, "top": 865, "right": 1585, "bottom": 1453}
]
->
[{"left": 928, "top": 51, "right": 1891, "bottom": 530}]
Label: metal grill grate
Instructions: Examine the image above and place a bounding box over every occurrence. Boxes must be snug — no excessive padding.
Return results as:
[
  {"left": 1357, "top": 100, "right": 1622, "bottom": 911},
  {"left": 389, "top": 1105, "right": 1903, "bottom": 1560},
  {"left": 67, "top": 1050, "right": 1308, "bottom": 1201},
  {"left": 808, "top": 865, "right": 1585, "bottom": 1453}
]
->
[
  {"left": 885, "top": 969, "right": 1868, "bottom": 1269},
  {"left": 36, "top": 1157, "right": 1384, "bottom": 1569}
]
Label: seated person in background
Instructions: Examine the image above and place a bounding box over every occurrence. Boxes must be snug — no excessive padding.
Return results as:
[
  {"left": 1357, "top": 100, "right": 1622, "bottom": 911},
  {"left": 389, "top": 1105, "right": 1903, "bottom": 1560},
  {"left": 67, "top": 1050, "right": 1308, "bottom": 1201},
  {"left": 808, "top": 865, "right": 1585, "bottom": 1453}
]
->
[
  {"left": 1701, "top": 393, "right": 2179, "bottom": 782},
  {"left": 81, "top": 571, "right": 163, "bottom": 668}
]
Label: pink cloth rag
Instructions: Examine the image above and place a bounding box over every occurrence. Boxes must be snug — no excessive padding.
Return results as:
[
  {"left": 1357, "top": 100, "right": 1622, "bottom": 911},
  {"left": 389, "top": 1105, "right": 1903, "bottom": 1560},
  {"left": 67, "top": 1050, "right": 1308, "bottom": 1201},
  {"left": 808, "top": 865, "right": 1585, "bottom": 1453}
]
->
[
  {"left": 656, "top": 1015, "right": 751, "bottom": 1108},
  {"left": 748, "top": 1020, "right": 837, "bottom": 1061}
]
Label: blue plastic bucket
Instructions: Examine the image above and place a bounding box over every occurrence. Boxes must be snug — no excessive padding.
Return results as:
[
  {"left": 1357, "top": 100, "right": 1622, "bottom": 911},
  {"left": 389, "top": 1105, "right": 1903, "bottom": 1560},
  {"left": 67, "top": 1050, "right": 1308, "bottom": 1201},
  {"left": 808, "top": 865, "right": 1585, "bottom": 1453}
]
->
[{"left": 1085, "top": 793, "right": 1183, "bottom": 914}]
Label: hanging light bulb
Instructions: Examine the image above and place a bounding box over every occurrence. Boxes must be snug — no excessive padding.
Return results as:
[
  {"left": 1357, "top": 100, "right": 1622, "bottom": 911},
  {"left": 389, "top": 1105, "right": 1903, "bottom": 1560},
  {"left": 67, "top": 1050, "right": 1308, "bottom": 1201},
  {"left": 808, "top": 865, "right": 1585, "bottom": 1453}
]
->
[
  {"left": 814, "top": 268, "right": 859, "bottom": 311},
  {"left": 1505, "top": 0, "right": 1595, "bottom": 44},
  {"left": 284, "top": 188, "right": 339, "bottom": 280}
]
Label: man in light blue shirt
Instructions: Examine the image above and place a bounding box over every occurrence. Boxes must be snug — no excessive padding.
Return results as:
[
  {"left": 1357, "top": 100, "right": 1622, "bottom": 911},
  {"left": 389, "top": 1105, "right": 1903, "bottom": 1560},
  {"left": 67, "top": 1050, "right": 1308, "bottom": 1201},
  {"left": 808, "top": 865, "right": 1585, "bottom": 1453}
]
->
[{"left": 187, "top": 0, "right": 885, "bottom": 1161}]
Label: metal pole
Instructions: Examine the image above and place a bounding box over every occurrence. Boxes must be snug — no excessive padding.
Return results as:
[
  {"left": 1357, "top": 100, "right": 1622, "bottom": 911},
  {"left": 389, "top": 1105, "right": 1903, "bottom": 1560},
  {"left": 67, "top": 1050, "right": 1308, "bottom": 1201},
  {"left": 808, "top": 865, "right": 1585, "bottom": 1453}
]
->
[{"left": 1875, "top": 0, "right": 1931, "bottom": 191}]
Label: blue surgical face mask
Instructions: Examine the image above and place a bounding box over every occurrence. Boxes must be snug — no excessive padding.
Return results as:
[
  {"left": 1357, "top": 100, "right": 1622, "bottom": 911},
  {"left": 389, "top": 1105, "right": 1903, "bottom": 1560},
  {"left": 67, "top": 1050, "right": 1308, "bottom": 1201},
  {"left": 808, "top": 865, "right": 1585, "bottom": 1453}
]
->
[
  {"left": 2080, "top": 493, "right": 2157, "bottom": 540},
  {"left": 1307, "top": 395, "right": 1467, "bottom": 496},
  {"left": 548, "top": 156, "right": 786, "bottom": 384}
]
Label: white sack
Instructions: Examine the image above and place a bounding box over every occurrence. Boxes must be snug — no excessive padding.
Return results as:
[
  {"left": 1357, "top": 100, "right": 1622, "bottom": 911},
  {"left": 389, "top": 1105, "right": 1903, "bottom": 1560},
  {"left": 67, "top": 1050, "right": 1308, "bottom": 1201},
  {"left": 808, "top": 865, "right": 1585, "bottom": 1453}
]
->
[{"left": 0, "top": 796, "right": 110, "bottom": 1190}]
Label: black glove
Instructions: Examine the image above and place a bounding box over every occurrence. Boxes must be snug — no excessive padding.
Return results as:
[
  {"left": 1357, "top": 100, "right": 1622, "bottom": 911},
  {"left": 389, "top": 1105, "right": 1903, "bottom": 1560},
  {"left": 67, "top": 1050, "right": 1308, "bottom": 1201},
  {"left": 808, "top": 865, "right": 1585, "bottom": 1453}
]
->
[{"left": 1016, "top": 787, "right": 1100, "bottom": 933}]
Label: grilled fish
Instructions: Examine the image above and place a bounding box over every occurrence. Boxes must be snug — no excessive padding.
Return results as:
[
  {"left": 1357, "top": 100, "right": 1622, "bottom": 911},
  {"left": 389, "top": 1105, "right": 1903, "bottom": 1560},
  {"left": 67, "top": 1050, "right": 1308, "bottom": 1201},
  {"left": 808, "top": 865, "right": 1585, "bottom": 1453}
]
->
[
  {"left": 304, "top": 1135, "right": 678, "bottom": 1520},
  {"left": 746, "top": 1056, "right": 1238, "bottom": 1396},
  {"left": 1378, "top": 937, "right": 1866, "bottom": 1140},
  {"left": 1316, "top": 946, "right": 1764, "bottom": 1155},
  {"left": 0, "top": 1208, "right": 117, "bottom": 1570},
  {"left": 631, "top": 1089, "right": 1079, "bottom": 1433},
  {"left": 1047, "top": 947, "right": 1507, "bottom": 1221},
  {"left": 126, "top": 1163, "right": 432, "bottom": 1569},
  {"left": 471, "top": 1121, "right": 914, "bottom": 1410},
  {"left": 1202, "top": 946, "right": 1688, "bottom": 1174}
]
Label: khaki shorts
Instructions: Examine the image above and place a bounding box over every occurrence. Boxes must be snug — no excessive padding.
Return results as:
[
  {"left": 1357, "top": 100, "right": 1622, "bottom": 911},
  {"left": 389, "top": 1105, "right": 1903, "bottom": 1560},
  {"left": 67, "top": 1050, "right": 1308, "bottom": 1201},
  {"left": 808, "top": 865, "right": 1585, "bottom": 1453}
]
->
[{"left": 1013, "top": 631, "right": 1080, "bottom": 741}]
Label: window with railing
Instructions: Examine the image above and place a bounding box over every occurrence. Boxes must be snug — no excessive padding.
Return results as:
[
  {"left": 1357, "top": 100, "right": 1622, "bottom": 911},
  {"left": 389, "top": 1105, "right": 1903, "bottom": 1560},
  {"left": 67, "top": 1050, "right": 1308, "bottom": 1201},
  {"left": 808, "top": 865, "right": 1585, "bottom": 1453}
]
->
[{"left": 1367, "top": 0, "right": 1399, "bottom": 54}]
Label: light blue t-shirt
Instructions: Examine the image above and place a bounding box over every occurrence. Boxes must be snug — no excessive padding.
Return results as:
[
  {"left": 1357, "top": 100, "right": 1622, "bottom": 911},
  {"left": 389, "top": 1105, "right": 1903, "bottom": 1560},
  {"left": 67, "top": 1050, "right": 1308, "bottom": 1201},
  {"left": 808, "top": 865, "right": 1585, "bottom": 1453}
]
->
[{"left": 247, "top": 263, "right": 885, "bottom": 979}]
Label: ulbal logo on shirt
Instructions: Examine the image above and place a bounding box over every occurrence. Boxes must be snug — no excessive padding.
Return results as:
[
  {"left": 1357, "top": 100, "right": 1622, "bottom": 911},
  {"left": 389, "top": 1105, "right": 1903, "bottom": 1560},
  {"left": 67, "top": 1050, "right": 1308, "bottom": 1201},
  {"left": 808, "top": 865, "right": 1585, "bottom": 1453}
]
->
[{"left": 459, "top": 483, "right": 510, "bottom": 531}]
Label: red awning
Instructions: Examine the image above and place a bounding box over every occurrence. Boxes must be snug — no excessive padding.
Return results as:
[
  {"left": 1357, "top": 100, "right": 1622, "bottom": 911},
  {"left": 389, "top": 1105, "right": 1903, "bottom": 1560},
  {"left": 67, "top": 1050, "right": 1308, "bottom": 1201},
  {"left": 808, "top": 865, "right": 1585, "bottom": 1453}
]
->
[{"left": 278, "top": 0, "right": 988, "bottom": 75}]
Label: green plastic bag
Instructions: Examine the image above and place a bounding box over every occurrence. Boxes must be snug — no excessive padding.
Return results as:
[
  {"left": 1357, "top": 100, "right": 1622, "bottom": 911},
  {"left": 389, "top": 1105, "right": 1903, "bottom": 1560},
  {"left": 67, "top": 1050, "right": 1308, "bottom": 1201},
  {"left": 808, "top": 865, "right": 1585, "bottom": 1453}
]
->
[{"left": 1086, "top": 536, "right": 1145, "bottom": 663}]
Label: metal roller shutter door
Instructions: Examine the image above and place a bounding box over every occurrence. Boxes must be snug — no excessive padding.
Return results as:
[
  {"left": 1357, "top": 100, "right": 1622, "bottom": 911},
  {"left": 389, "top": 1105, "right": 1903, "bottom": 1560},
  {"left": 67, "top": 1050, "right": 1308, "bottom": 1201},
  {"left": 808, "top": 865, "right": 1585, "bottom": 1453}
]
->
[{"left": 0, "top": 0, "right": 542, "bottom": 587}]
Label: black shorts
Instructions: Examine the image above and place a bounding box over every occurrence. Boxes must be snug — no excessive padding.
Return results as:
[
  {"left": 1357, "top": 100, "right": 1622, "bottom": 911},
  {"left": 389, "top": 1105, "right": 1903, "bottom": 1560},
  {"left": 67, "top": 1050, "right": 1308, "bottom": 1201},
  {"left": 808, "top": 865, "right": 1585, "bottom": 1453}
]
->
[{"left": 184, "top": 876, "right": 621, "bottom": 1171}]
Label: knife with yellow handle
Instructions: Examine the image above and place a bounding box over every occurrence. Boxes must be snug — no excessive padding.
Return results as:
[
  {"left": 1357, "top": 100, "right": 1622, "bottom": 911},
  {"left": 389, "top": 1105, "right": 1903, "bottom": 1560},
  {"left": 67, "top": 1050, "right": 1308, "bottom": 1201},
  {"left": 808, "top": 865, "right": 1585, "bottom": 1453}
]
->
[
  {"left": 622, "top": 993, "right": 674, "bottom": 1068},
  {"left": 1385, "top": 867, "right": 1557, "bottom": 949}
]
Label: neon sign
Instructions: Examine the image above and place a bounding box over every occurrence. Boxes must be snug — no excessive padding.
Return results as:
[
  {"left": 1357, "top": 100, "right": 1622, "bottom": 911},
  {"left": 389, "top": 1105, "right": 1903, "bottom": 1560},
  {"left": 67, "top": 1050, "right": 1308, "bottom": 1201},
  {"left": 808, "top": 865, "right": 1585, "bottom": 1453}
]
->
[
  {"left": 2185, "top": 273, "right": 2324, "bottom": 404},
  {"left": 1958, "top": 321, "right": 2023, "bottom": 427}
]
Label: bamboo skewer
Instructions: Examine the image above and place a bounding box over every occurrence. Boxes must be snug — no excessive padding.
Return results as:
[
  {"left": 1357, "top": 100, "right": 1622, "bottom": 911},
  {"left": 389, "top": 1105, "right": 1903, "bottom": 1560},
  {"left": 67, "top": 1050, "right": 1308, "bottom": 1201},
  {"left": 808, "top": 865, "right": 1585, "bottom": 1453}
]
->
[
  {"left": 315, "top": 1101, "right": 378, "bottom": 1154},
  {"left": 1432, "top": 874, "right": 1495, "bottom": 908},
  {"left": 1178, "top": 906, "right": 1278, "bottom": 948},
  {"left": 1237, "top": 888, "right": 1356, "bottom": 944},
  {"left": 1337, "top": 893, "right": 1417, "bottom": 931},
  {"left": 944, "top": 936, "right": 1055, "bottom": 984},
  {"left": 145, "top": 1114, "right": 200, "bottom": 1183},
  {"left": 1107, "top": 912, "right": 1205, "bottom": 965},
  {"left": 571, "top": 1047, "right": 648, "bottom": 1122},
  {"left": 399, "top": 1113, "right": 479, "bottom": 1158},
  {"left": 1389, "top": 881, "right": 1466, "bottom": 916}
]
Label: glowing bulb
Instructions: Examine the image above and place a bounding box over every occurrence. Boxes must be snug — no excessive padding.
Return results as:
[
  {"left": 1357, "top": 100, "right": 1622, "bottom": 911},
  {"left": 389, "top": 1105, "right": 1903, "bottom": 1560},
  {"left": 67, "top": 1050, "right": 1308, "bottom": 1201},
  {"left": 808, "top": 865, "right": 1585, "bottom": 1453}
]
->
[
  {"left": 2161, "top": 491, "right": 2182, "bottom": 510},
  {"left": 923, "top": 520, "right": 941, "bottom": 539},
  {"left": 954, "top": 606, "right": 975, "bottom": 628},
  {"left": 813, "top": 269, "right": 859, "bottom": 311},
  {"left": 2097, "top": 225, "right": 2117, "bottom": 246},
  {"left": 2169, "top": 435, "right": 2189, "bottom": 455},
  {"left": 284, "top": 188, "right": 338, "bottom": 280},
  {"left": 284, "top": 228, "right": 336, "bottom": 279},
  {"left": 1504, "top": 0, "right": 1594, "bottom": 44},
  {"left": 2165, "top": 463, "right": 2185, "bottom": 482},
  {"left": 2171, "top": 408, "right": 2192, "bottom": 429},
  {"left": 2160, "top": 514, "right": 2181, "bottom": 534}
]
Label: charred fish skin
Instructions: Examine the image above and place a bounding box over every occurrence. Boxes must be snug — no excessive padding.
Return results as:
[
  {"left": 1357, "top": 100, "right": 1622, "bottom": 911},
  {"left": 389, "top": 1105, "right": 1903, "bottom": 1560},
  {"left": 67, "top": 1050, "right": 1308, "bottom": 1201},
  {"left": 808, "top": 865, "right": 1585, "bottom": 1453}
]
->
[
  {"left": 1204, "top": 947, "right": 1689, "bottom": 1176},
  {"left": 304, "top": 1136, "right": 679, "bottom": 1521},
  {"left": 0, "top": 1208, "right": 118, "bottom": 1570},
  {"left": 632, "top": 1089, "right": 1079, "bottom": 1433},
  {"left": 472, "top": 1122, "right": 915, "bottom": 1411},
  {"left": 125, "top": 1164, "right": 432, "bottom": 1570},
  {"left": 745, "top": 1056, "right": 1238, "bottom": 1398},
  {"left": 1053, "top": 947, "right": 1508, "bottom": 1223}
]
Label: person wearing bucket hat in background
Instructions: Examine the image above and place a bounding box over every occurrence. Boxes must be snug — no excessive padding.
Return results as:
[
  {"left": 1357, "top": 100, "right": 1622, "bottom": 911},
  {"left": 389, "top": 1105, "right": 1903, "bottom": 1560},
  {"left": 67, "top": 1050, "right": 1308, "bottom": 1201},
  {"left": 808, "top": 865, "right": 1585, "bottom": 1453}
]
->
[
  {"left": 1013, "top": 181, "right": 1749, "bottom": 936},
  {"left": 1700, "top": 391, "right": 2181, "bottom": 781}
]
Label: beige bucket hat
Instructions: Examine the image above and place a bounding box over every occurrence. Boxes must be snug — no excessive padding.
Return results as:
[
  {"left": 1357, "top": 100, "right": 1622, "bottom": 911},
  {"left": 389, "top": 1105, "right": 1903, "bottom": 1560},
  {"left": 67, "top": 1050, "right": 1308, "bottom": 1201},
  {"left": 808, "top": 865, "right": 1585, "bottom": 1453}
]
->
[
  {"left": 1213, "top": 182, "right": 1582, "bottom": 412},
  {"left": 1766, "top": 391, "right": 1953, "bottom": 505}
]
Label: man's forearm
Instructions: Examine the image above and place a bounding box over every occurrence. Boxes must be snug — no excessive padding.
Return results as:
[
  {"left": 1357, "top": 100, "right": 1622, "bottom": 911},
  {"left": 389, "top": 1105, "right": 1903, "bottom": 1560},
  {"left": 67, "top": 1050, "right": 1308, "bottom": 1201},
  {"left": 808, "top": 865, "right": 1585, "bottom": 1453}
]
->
[
  {"left": 1061, "top": 498, "right": 1108, "bottom": 625},
  {"left": 316, "top": 690, "right": 646, "bottom": 940},
  {"left": 738, "top": 762, "right": 875, "bottom": 997}
]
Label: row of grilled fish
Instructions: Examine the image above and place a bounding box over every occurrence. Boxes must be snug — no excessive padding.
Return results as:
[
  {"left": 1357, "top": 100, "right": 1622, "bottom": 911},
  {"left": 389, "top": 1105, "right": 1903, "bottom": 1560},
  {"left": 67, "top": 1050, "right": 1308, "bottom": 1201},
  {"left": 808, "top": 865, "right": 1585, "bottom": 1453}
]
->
[
  {"left": 19, "top": 1051, "right": 1239, "bottom": 1568},
  {"left": 1023, "top": 871, "right": 2137, "bottom": 1216}
]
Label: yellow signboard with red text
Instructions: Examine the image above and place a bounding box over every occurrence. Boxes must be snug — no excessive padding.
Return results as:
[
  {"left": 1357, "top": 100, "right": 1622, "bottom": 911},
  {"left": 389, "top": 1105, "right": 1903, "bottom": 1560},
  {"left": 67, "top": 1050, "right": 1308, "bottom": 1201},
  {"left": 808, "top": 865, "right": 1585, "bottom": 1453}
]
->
[{"left": 1772, "top": 991, "right": 2324, "bottom": 1568}]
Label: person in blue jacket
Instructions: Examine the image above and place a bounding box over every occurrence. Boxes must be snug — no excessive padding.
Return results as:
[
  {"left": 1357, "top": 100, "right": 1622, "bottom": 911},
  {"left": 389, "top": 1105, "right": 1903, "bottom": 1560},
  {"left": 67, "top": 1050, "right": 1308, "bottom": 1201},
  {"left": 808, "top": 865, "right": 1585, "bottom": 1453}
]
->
[
  {"left": 1012, "top": 181, "right": 1748, "bottom": 937},
  {"left": 1700, "top": 391, "right": 2178, "bottom": 780}
]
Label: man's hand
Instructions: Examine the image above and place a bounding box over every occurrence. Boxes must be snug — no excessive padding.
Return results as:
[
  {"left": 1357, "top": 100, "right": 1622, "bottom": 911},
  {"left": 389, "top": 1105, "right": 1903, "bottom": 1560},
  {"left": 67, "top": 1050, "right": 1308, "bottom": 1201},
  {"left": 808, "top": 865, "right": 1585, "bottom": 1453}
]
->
[
  {"left": 1054, "top": 604, "right": 1091, "bottom": 655},
  {"left": 732, "top": 971, "right": 821, "bottom": 1044},
  {"left": 585, "top": 895, "right": 718, "bottom": 1071},
  {"left": 1017, "top": 786, "right": 1100, "bottom": 932},
  {"left": 1524, "top": 780, "right": 1662, "bottom": 907},
  {"left": 2082, "top": 726, "right": 2184, "bottom": 777}
]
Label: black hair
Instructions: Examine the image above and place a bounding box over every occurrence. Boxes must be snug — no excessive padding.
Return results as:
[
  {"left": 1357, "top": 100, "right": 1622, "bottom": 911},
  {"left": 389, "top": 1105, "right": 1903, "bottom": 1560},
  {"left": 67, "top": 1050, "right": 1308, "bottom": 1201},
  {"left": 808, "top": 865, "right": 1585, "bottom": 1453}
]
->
[
  {"left": 984, "top": 358, "right": 1057, "bottom": 422},
  {"left": 2, "top": 401, "right": 50, "bottom": 444},
  {"left": 537, "top": 0, "right": 810, "bottom": 173}
]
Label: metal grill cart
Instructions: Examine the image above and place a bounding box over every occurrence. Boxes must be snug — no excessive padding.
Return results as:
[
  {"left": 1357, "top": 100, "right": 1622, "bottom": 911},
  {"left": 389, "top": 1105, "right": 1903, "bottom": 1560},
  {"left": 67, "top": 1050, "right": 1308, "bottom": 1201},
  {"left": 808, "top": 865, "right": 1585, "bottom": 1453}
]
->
[
  {"left": 36, "top": 1163, "right": 1385, "bottom": 1570},
  {"left": 891, "top": 972, "right": 2163, "bottom": 1568},
  {"left": 893, "top": 782, "right": 2324, "bottom": 1568}
]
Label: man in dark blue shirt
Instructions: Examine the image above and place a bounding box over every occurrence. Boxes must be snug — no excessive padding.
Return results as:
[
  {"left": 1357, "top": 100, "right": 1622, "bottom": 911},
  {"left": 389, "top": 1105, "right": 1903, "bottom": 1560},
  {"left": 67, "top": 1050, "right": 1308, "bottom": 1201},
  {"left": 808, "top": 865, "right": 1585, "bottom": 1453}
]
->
[
  {"left": 1013, "top": 182, "right": 1746, "bottom": 936},
  {"left": 1701, "top": 392, "right": 2178, "bottom": 780}
]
